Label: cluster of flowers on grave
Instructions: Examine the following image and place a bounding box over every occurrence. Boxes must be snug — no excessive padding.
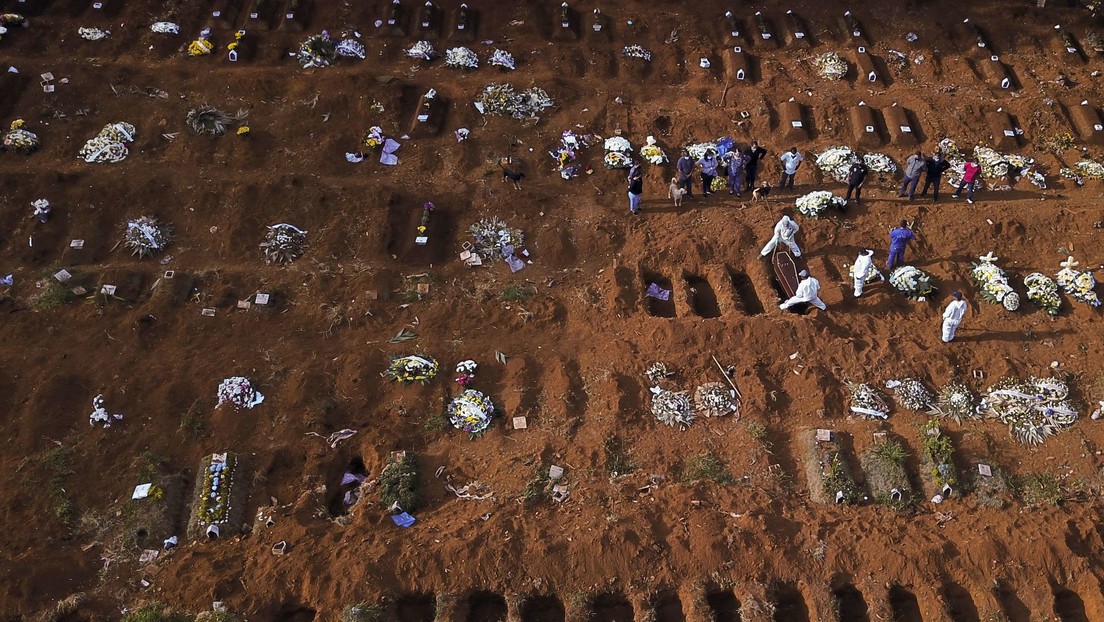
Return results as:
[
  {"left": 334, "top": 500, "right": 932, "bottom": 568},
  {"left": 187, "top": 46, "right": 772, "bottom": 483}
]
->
[
  {"left": 1024, "top": 272, "right": 1061, "bottom": 316},
  {"left": 929, "top": 381, "right": 979, "bottom": 424},
  {"left": 188, "top": 28, "right": 214, "bottom": 56},
  {"left": 476, "top": 84, "right": 554, "bottom": 120},
  {"left": 216, "top": 376, "right": 265, "bottom": 409},
  {"left": 469, "top": 217, "right": 523, "bottom": 262},
  {"left": 814, "top": 146, "right": 897, "bottom": 182},
  {"left": 979, "top": 377, "right": 1078, "bottom": 445},
  {"left": 549, "top": 130, "right": 592, "bottom": 170},
  {"left": 2, "top": 119, "right": 39, "bottom": 154},
  {"left": 385, "top": 355, "right": 439, "bottom": 384},
  {"left": 79, "top": 122, "right": 135, "bottom": 163},
  {"left": 622, "top": 45, "right": 652, "bottom": 61},
  {"left": 363, "top": 126, "right": 384, "bottom": 149},
  {"left": 124, "top": 216, "right": 173, "bottom": 259},
  {"left": 1056, "top": 256, "right": 1100, "bottom": 307},
  {"left": 406, "top": 40, "right": 436, "bottom": 60},
  {"left": 150, "top": 22, "right": 179, "bottom": 34},
  {"left": 938, "top": 138, "right": 1046, "bottom": 190},
  {"left": 260, "top": 223, "right": 307, "bottom": 264},
  {"left": 885, "top": 378, "right": 935, "bottom": 412},
  {"left": 89, "top": 394, "right": 123, "bottom": 428},
  {"left": 603, "top": 136, "right": 632, "bottom": 169},
  {"left": 814, "top": 52, "right": 848, "bottom": 80},
  {"left": 1060, "top": 159, "right": 1104, "bottom": 185},
  {"left": 447, "top": 389, "right": 495, "bottom": 434},
  {"left": 445, "top": 46, "right": 479, "bottom": 69},
  {"left": 794, "top": 190, "right": 845, "bottom": 218},
  {"left": 78, "top": 27, "right": 109, "bottom": 41},
  {"left": 197, "top": 452, "right": 237, "bottom": 527},
  {"left": 970, "top": 252, "right": 1019, "bottom": 311},
  {"left": 889, "top": 265, "right": 935, "bottom": 301},
  {"left": 488, "top": 49, "right": 516, "bottom": 71},
  {"left": 455, "top": 360, "right": 477, "bottom": 387},
  {"left": 847, "top": 382, "right": 890, "bottom": 419},
  {"left": 639, "top": 136, "right": 667, "bottom": 165},
  {"left": 685, "top": 142, "right": 718, "bottom": 160},
  {"left": 693, "top": 382, "right": 739, "bottom": 418}
]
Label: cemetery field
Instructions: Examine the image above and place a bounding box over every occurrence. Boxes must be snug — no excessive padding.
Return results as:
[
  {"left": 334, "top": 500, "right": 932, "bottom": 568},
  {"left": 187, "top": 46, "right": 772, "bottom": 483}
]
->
[{"left": 4, "top": 0, "right": 1104, "bottom": 620}]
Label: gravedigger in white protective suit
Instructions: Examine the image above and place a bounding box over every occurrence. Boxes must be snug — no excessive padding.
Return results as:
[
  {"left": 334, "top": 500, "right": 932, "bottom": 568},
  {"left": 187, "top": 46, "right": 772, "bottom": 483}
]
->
[
  {"left": 851, "top": 249, "right": 884, "bottom": 297},
  {"left": 780, "top": 270, "right": 826, "bottom": 311},
  {"left": 760, "top": 211, "right": 802, "bottom": 257}
]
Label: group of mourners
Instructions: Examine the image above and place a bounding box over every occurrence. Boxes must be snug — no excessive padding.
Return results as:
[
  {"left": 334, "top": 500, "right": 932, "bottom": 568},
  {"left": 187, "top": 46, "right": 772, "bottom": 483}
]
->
[{"left": 626, "top": 140, "right": 977, "bottom": 343}]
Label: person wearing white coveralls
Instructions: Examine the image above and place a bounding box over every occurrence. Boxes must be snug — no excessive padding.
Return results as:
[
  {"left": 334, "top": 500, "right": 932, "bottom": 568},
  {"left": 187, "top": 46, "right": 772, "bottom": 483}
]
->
[
  {"left": 851, "top": 249, "right": 883, "bottom": 297},
  {"left": 941, "top": 291, "right": 967, "bottom": 342},
  {"left": 760, "top": 212, "right": 801, "bottom": 257},
  {"left": 780, "top": 270, "right": 826, "bottom": 311}
]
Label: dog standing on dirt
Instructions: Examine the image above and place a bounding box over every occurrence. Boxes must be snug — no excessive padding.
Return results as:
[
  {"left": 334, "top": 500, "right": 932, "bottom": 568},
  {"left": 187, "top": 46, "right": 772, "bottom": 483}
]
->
[
  {"left": 501, "top": 165, "right": 525, "bottom": 190},
  {"left": 668, "top": 177, "right": 688, "bottom": 207},
  {"left": 752, "top": 183, "right": 772, "bottom": 202}
]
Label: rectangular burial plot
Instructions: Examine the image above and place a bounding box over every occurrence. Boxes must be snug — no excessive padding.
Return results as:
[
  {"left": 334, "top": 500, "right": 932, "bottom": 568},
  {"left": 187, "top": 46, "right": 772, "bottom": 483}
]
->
[
  {"left": 279, "top": 0, "right": 310, "bottom": 32},
  {"left": 783, "top": 10, "right": 811, "bottom": 48},
  {"left": 987, "top": 111, "right": 1019, "bottom": 151},
  {"left": 118, "top": 473, "right": 186, "bottom": 551},
  {"left": 705, "top": 590, "right": 741, "bottom": 622},
  {"left": 241, "top": 0, "right": 279, "bottom": 31},
  {"left": 751, "top": 12, "right": 776, "bottom": 49},
  {"left": 722, "top": 12, "right": 744, "bottom": 47},
  {"left": 0, "top": 72, "right": 30, "bottom": 121},
  {"left": 803, "top": 429, "right": 862, "bottom": 505},
  {"left": 397, "top": 594, "right": 436, "bottom": 622},
  {"left": 448, "top": 4, "right": 477, "bottom": 42},
  {"left": 1054, "top": 26, "right": 1083, "bottom": 63},
  {"left": 467, "top": 592, "right": 507, "bottom": 622},
  {"left": 770, "top": 584, "right": 810, "bottom": 622},
  {"left": 187, "top": 452, "right": 249, "bottom": 540},
  {"left": 883, "top": 105, "right": 918, "bottom": 147},
  {"left": 151, "top": 272, "right": 196, "bottom": 307},
  {"left": 406, "top": 86, "right": 447, "bottom": 138},
  {"left": 386, "top": 197, "right": 450, "bottom": 265},
  {"left": 778, "top": 101, "right": 809, "bottom": 143},
  {"left": 592, "top": 594, "right": 633, "bottom": 622},
  {"left": 853, "top": 48, "right": 881, "bottom": 85},
  {"left": 726, "top": 266, "right": 764, "bottom": 315},
  {"left": 552, "top": 4, "right": 577, "bottom": 40},
  {"left": 724, "top": 46, "right": 752, "bottom": 83},
  {"left": 918, "top": 421, "right": 960, "bottom": 500},
  {"left": 652, "top": 590, "right": 685, "bottom": 622},
  {"left": 887, "top": 587, "right": 923, "bottom": 622},
  {"left": 832, "top": 584, "right": 870, "bottom": 622},
  {"left": 849, "top": 103, "right": 882, "bottom": 149},
  {"left": 642, "top": 271, "right": 676, "bottom": 318},
  {"left": 683, "top": 272, "right": 721, "bottom": 318},
  {"left": 980, "top": 55, "right": 1013, "bottom": 90},
  {"left": 961, "top": 19, "right": 992, "bottom": 52},
  {"left": 1053, "top": 588, "right": 1090, "bottom": 622},
  {"left": 209, "top": 0, "right": 241, "bottom": 29},
  {"left": 859, "top": 436, "right": 911, "bottom": 506},
  {"left": 415, "top": 1, "right": 440, "bottom": 37},
  {"left": 840, "top": 11, "right": 868, "bottom": 45},
  {"left": 521, "top": 595, "right": 565, "bottom": 622},
  {"left": 1070, "top": 102, "right": 1104, "bottom": 144},
  {"left": 378, "top": 0, "right": 408, "bottom": 37}
]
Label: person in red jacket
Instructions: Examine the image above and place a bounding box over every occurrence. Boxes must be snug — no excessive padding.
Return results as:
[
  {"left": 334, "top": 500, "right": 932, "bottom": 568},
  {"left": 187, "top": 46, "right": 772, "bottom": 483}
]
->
[{"left": 953, "top": 156, "right": 981, "bottom": 204}]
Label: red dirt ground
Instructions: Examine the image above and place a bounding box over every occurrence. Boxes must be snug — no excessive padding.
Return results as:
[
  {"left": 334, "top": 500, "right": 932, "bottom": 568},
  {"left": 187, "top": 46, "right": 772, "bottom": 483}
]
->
[{"left": 2, "top": 1, "right": 1104, "bottom": 621}]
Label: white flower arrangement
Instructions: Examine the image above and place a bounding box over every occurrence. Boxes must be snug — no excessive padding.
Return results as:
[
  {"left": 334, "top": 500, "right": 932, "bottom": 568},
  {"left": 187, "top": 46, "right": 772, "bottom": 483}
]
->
[
  {"left": 863, "top": 152, "right": 897, "bottom": 174},
  {"left": 1056, "top": 256, "right": 1101, "bottom": 307},
  {"left": 260, "top": 223, "right": 308, "bottom": 264},
  {"left": 970, "top": 252, "right": 1017, "bottom": 309},
  {"left": 150, "top": 22, "right": 180, "bottom": 35},
  {"left": 942, "top": 141, "right": 1046, "bottom": 190},
  {"left": 814, "top": 146, "right": 896, "bottom": 182},
  {"left": 929, "top": 381, "right": 978, "bottom": 424},
  {"left": 847, "top": 382, "right": 890, "bottom": 419},
  {"left": 603, "top": 136, "right": 633, "bottom": 169},
  {"left": 217, "top": 376, "right": 265, "bottom": 409},
  {"left": 3, "top": 120, "right": 39, "bottom": 154},
  {"left": 1024, "top": 272, "right": 1061, "bottom": 316},
  {"left": 89, "top": 394, "right": 123, "bottom": 428},
  {"left": 124, "top": 216, "right": 173, "bottom": 258},
  {"left": 335, "top": 39, "right": 366, "bottom": 59},
  {"left": 623, "top": 45, "right": 652, "bottom": 61},
  {"left": 78, "top": 27, "right": 108, "bottom": 40},
  {"left": 639, "top": 136, "right": 667, "bottom": 165},
  {"left": 885, "top": 378, "right": 935, "bottom": 412},
  {"left": 650, "top": 386, "right": 694, "bottom": 429},
  {"left": 79, "top": 122, "right": 135, "bottom": 163},
  {"left": 685, "top": 142, "right": 718, "bottom": 160},
  {"left": 297, "top": 33, "right": 336, "bottom": 68},
  {"left": 445, "top": 46, "right": 479, "bottom": 69},
  {"left": 405, "top": 40, "right": 436, "bottom": 61},
  {"left": 476, "top": 84, "right": 553, "bottom": 119},
  {"left": 385, "top": 355, "right": 439, "bottom": 384},
  {"left": 979, "top": 377, "right": 1078, "bottom": 445},
  {"left": 447, "top": 389, "right": 495, "bottom": 434},
  {"left": 469, "top": 216, "right": 523, "bottom": 261},
  {"left": 693, "top": 382, "right": 739, "bottom": 418},
  {"left": 489, "top": 49, "right": 516, "bottom": 70},
  {"left": 549, "top": 130, "right": 591, "bottom": 169},
  {"left": 794, "top": 190, "right": 846, "bottom": 218},
  {"left": 888, "top": 265, "right": 935, "bottom": 301},
  {"left": 1065, "top": 159, "right": 1104, "bottom": 185},
  {"left": 814, "top": 52, "right": 848, "bottom": 80}
]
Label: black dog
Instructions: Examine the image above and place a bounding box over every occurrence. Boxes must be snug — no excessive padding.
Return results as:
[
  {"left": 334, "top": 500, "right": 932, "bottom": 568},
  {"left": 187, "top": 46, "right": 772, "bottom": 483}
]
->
[{"left": 501, "top": 167, "right": 525, "bottom": 190}]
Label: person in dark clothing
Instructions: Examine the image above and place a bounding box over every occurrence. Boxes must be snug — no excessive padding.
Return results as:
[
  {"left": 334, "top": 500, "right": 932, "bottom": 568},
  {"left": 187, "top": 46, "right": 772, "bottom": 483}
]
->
[
  {"left": 744, "top": 140, "right": 767, "bottom": 192},
  {"left": 844, "top": 155, "right": 869, "bottom": 204},
  {"left": 675, "top": 149, "right": 695, "bottom": 199},
  {"left": 698, "top": 149, "right": 720, "bottom": 196},
  {"left": 627, "top": 159, "right": 643, "bottom": 214},
  {"left": 918, "top": 152, "right": 951, "bottom": 202},
  {"left": 887, "top": 220, "right": 916, "bottom": 270}
]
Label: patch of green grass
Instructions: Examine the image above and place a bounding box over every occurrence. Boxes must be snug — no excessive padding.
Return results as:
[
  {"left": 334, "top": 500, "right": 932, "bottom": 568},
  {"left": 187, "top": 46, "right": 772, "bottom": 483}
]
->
[
  {"left": 872, "top": 439, "right": 907, "bottom": 464},
  {"left": 135, "top": 451, "right": 165, "bottom": 482},
  {"left": 521, "top": 465, "right": 550, "bottom": 505},
  {"left": 379, "top": 453, "right": 419, "bottom": 513},
  {"left": 179, "top": 399, "right": 207, "bottom": 438},
  {"left": 35, "top": 281, "right": 70, "bottom": 310},
  {"left": 43, "top": 445, "right": 75, "bottom": 527},
  {"left": 603, "top": 436, "right": 635, "bottom": 476},
  {"left": 121, "top": 604, "right": 191, "bottom": 622},
  {"left": 679, "top": 452, "right": 733, "bottom": 484},
  {"left": 1018, "top": 473, "right": 1063, "bottom": 506},
  {"left": 822, "top": 452, "right": 861, "bottom": 505},
  {"left": 423, "top": 409, "right": 449, "bottom": 432},
  {"left": 501, "top": 282, "right": 536, "bottom": 303},
  {"left": 343, "top": 603, "right": 385, "bottom": 622},
  {"left": 202, "top": 612, "right": 243, "bottom": 622},
  {"left": 745, "top": 421, "right": 769, "bottom": 443}
]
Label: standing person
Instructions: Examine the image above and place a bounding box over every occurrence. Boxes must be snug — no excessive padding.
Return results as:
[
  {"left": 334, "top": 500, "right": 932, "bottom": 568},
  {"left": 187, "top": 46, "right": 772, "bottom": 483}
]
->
[
  {"left": 698, "top": 149, "right": 720, "bottom": 196},
  {"left": 723, "top": 149, "right": 746, "bottom": 196},
  {"left": 778, "top": 147, "right": 803, "bottom": 191},
  {"left": 898, "top": 150, "right": 924, "bottom": 200},
  {"left": 851, "top": 249, "right": 883, "bottom": 297},
  {"left": 627, "top": 158, "right": 643, "bottom": 215},
  {"left": 919, "top": 151, "right": 951, "bottom": 202},
  {"left": 675, "top": 149, "right": 695, "bottom": 199},
  {"left": 780, "top": 270, "right": 826, "bottom": 311},
  {"left": 952, "top": 156, "right": 980, "bottom": 204},
  {"left": 760, "top": 210, "right": 802, "bottom": 257},
  {"left": 941, "top": 291, "right": 967, "bottom": 342},
  {"left": 844, "top": 154, "right": 869, "bottom": 205},
  {"left": 887, "top": 220, "right": 915, "bottom": 270},
  {"left": 744, "top": 140, "right": 767, "bottom": 192}
]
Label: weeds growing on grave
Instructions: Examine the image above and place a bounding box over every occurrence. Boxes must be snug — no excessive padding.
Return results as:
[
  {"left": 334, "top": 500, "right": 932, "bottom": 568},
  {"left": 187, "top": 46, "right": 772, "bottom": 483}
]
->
[
  {"left": 121, "top": 604, "right": 192, "bottom": 622},
  {"left": 343, "top": 603, "right": 386, "bottom": 622},
  {"left": 604, "top": 436, "right": 635, "bottom": 476},
  {"left": 379, "top": 453, "right": 419, "bottom": 513},
  {"left": 179, "top": 398, "right": 207, "bottom": 438},
  {"left": 1018, "top": 473, "right": 1063, "bottom": 506},
  {"left": 521, "top": 464, "right": 551, "bottom": 504},
  {"left": 423, "top": 409, "right": 449, "bottom": 432},
  {"left": 187, "top": 105, "right": 248, "bottom": 136},
  {"left": 34, "top": 280, "right": 70, "bottom": 310},
  {"left": 746, "top": 421, "right": 770, "bottom": 443},
  {"left": 679, "top": 452, "right": 733, "bottom": 484},
  {"left": 501, "top": 282, "right": 536, "bottom": 302},
  {"left": 43, "top": 445, "right": 75, "bottom": 527}
]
